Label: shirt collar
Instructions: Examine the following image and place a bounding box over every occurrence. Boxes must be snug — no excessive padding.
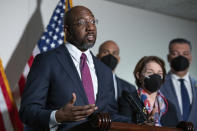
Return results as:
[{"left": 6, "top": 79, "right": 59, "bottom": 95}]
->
[
  {"left": 171, "top": 72, "right": 190, "bottom": 82},
  {"left": 65, "top": 43, "right": 94, "bottom": 66}
]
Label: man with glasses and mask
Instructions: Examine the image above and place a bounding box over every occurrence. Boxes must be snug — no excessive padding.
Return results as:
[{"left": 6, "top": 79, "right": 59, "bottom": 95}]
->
[
  {"left": 160, "top": 38, "right": 197, "bottom": 129},
  {"left": 19, "top": 6, "right": 128, "bottom": 131},
  {"left": 97, "top": 40, "right": 136, "bottom": 102}
]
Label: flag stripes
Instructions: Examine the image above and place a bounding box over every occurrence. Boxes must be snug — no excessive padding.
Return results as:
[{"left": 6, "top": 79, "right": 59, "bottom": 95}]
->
[{"left": 0, "top": 59, "right": 23, "bottom": 131}]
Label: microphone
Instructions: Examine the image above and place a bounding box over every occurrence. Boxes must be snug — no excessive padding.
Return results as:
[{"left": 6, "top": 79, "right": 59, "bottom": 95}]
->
[{"left": 122, "top": 90, "right": 148, "bottom": 122}]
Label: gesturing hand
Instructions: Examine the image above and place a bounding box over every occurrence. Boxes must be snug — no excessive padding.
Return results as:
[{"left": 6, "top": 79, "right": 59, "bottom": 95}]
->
[{"left": 55, "top": 93, "right": 98, "bottom": 123}]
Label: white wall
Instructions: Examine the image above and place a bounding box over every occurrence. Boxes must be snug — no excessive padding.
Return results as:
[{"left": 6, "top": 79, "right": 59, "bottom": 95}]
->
[{"left": 0, "top": 0, "right": 197, "bottom": 88}]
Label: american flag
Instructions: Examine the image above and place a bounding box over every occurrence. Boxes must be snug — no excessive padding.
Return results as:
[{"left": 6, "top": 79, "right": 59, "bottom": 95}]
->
[
  {"left": 18, "top": 0, "right": 73, "bottom": 97},
  {"left": 0, "top": 58, "right": 23, "bottom": 131}
]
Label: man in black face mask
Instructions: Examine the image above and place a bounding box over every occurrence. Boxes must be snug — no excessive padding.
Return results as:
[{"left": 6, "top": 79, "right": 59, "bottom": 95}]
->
[
  {"left": 161, "top": 38, "right": 197, "bottom": 129},
  {"left": 97, "top": 40, "right": 136, "bottom": 101}
]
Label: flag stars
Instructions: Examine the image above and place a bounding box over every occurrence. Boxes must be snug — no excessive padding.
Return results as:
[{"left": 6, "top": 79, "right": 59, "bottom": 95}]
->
[
  {"left": 58, "top": 39, "right": 63, "bottom": 45},
  {"left": 37, "top": 0, "right": 68, "bottom": 52},
  {"left": 60, "top": 13, "right": 64, "bottom": 17},
  {"left": 41, "top": 36, "right": 46, "bottom": 40},
  {"left": 53, "top": 15, "right": 58, "bottom": 21},
  {"left": 49, "top": 32, "right": 53, "bottom": 36},
  {"left": 51, "top": 43, "right": 56, "bottom": 48},
  {"left": 56, "top": 9, "right": 60, "bottom": 13},
  {"left": 43, "top": 46, "right": 48, "bottom": 52},
  {"left": 51, "top": 24, "right": 55, "bottom": 28},
  {"left": 46, "top": 39, "right": 50, "bottom": 44},
  {"left": 55, "top": 28, "right": 60, "bottom": 32},
  {"left": 53, "top": 35, "right": 58, "bottom": 40},
  {"left": 60, "top": 31, "right": 64, "bottom": 37},
  {"left": 45, "top": 28, "right": 48, "bottom": 32},
  {"left": 58, "top": 2, "right": 62, "bottom": 6}
]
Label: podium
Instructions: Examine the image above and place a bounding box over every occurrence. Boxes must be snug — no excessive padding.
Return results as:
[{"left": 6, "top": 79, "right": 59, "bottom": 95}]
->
[{"left": 68, "top": 113, "right": 194, "bottom": 131}]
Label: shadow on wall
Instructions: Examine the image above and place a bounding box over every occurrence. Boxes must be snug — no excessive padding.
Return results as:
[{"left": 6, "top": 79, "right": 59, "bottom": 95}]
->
[{"left": 5, "top": 0, "right": 44, "bottom": 91}]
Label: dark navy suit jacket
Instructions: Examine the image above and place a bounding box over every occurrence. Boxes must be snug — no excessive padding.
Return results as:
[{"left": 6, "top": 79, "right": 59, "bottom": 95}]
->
[
  {"left": 160, "top": 72, "right": 197, "bottom": 129},
  {"left": 118, "top": 89, "right": 179, "bottom": 127},
  {"left": 19, "top": 44, "right": 127, "bottom": 131},
  {"left": 115, "top": 76, "right": 136, "bottom": 102}
]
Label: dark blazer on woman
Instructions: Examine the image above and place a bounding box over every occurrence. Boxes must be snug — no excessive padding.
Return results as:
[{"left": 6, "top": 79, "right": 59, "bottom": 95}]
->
[{"left": 119, "top": 90, "right": 179, "bottom": 127}]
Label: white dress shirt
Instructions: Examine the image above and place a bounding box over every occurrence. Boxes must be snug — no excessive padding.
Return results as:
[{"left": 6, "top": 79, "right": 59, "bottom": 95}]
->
[
  {"left": 113, "top": 74, "right": 118, "bottom": 101},
  {"left": 49, "top": 43, "right": 98, "bottom": 130},
  {"left": 171, "top": 72, "right": 192, "bottom": 115},
  {"left": 65, "top": 43, "right": 98, "bottom": 98}
]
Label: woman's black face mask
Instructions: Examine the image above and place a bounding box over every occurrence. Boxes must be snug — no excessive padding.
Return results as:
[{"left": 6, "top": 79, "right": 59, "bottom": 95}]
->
[{"left": 143, "top": 74, "right": 163, "bottom": 93}]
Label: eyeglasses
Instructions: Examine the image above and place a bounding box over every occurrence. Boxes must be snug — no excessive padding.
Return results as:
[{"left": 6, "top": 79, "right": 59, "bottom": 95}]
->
[{"left": 73, "top": 18, "right": 98, "bottom": 27}]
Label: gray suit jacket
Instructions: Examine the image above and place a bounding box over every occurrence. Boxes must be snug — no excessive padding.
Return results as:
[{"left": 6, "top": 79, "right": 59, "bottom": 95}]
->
[{"left": 160, "top": 72, "right": 197, "bottom": 129}]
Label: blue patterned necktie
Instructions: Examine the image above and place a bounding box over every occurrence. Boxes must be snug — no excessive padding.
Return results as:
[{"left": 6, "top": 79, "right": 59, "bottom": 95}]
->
[
  {"left": 178, "top": 79, "right": 190, "bottom": 121},
  {"left": 80, "top": 53, "right": 95, "bottom": 104}
]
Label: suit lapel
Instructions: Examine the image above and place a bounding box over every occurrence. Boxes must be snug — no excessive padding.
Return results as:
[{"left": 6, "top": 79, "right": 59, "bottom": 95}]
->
[
  {"left": 188, "top": 77, "right": 197, "bottom": 120},
  {"left": 167, "top": 73, "right": 182, "bottom": 120},
  {"left": 55, "top": 44, "right": 89, "bottom": 104},
  {"left": 92, "top": 54, "right": 104, "bottom": 106}
]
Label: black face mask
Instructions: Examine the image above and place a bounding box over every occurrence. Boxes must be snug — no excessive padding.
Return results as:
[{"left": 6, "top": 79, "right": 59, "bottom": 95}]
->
[
  {"left": 143, "top": 74, "right": 162, "bottom": 93},
  {"left": 170, "top": 55, "right": 189, "bottom": 72},
  {"left": 100, "top": 54, "right": 118, "bottom": 70}
]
